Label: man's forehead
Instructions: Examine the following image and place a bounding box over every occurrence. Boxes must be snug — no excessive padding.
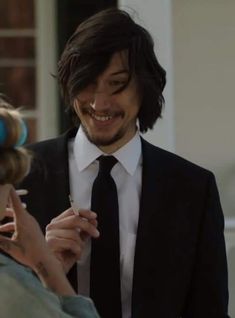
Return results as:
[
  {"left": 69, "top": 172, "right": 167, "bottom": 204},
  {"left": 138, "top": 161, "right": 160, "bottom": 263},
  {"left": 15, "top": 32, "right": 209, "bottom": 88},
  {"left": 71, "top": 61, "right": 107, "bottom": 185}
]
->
[{"left": 104, "top": 51, "right": 129, "bottom": 75}]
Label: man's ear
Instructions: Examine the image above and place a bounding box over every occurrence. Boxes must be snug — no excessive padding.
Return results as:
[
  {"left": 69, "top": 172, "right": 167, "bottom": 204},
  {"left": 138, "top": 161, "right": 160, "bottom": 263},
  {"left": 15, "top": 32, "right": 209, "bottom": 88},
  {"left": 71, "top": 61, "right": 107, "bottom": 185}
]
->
[{"left": 0, "top": 184, "right": 12, "bottom": 220}]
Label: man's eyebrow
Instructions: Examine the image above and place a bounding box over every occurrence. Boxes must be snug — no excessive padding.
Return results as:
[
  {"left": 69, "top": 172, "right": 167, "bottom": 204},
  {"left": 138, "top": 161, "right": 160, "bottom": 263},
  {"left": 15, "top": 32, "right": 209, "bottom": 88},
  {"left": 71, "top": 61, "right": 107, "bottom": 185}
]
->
[{"left": 110, "top": 70, "right": 129, "bottom": 76}]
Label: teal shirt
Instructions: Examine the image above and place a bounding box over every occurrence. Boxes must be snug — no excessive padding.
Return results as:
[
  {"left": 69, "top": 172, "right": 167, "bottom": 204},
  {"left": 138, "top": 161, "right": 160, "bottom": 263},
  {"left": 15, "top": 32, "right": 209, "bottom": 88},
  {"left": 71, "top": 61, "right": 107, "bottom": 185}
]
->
[{"left": 0, "top": 254, "right": 100, "bottom": 318}]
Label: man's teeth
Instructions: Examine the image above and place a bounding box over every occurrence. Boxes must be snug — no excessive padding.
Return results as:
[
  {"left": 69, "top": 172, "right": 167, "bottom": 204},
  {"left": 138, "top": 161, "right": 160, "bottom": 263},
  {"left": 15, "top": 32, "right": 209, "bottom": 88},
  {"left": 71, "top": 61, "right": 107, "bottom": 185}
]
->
[{"left": 91, "top": 113, "right": 113, "bottom": 121}]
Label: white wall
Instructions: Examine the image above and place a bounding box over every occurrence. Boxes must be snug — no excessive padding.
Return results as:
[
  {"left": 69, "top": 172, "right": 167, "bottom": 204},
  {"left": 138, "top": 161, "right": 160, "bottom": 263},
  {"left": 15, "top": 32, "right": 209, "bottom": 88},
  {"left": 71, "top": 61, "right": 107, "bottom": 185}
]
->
[
  {"left": 35, "top": 0, "right": 59, "bottom": 140},
  {"left": 172, "top": 1, "right": 235, "bottom": 315},
  {"left": 172, "top": 0, "right": 235, "bottom": 218}
]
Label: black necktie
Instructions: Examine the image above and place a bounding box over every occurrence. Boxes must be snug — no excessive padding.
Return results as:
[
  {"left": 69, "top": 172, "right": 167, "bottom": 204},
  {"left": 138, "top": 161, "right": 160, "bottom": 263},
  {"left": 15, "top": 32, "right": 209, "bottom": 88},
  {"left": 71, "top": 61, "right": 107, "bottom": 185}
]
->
[{"left": 90, "top": 155, "right": 122, "bottom": 318}]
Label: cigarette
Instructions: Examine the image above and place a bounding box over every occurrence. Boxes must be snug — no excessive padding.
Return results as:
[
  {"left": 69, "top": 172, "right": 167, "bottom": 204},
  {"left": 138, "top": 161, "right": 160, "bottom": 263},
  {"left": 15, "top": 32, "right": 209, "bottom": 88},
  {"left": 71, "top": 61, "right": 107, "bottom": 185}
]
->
[
  {"left": 69, "top": 194, "right": 79, "bottom": 215},
  {"left": 16, "top": 189, "right": 28, "bottom": 196}
]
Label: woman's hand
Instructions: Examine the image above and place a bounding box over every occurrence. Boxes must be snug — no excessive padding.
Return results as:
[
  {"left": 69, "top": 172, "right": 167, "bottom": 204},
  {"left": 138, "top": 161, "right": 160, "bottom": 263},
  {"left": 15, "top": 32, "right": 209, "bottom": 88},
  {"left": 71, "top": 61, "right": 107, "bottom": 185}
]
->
[
  {"left": 0, "top": 187, "right": 76, "bottom": 295},
  {"left": 0, "top": 187, "right": 60, "bottom": 271}
]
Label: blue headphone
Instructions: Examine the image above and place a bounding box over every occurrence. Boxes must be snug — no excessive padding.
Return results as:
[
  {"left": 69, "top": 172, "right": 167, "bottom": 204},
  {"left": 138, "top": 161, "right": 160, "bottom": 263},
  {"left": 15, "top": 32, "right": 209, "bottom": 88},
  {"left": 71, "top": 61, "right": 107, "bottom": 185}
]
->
[
  {"left": 0, "top": 117, "right": 28, "bottom": 147},
  {"left": 0, "top": 118, "right": 7, "bottom": 146}
]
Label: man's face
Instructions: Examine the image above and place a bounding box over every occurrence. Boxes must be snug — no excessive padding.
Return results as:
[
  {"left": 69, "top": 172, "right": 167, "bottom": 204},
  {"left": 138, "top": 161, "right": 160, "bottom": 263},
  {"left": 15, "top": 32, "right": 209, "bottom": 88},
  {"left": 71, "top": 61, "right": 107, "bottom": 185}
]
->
[{"left": 73, "top": 52, "right": 141, "bottom": 153}]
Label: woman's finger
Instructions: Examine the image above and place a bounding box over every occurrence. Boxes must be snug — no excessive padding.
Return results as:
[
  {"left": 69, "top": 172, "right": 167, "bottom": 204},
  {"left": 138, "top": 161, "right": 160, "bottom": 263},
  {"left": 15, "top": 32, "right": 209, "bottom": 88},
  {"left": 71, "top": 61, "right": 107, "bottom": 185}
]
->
[
  {"left": 9, "top": 188, "right": 25, "bottom": 217},
  {"left": 0, "top": 222, "right": 15, "bottom": 232},
  {"left": 4, "top": 208, "right": 14, "bottom": 218}
]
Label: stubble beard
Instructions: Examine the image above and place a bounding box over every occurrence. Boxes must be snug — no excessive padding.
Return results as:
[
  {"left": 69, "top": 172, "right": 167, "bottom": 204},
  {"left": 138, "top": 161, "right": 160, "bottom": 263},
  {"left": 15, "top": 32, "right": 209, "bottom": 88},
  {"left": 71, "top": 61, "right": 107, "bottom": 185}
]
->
[{"left": 81, "top": 123, "right": 126, "bottom": 147}]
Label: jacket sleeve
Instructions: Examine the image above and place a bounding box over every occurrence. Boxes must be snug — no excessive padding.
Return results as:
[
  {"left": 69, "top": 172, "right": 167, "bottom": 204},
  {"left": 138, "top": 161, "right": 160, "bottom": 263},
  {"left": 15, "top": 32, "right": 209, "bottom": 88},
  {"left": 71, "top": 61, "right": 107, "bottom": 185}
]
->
[{"left": 183, "top": 173, "right": 230, "bottom": 318}]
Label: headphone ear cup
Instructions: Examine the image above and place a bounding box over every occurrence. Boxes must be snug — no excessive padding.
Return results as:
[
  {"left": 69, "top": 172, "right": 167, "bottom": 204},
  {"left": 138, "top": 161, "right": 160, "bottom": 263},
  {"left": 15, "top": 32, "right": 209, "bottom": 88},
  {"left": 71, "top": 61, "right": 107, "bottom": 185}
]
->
[
  {"left": 0, "top": 118, "right": 8, "bottom": 146},
  {"left": 15, "top": 119, "right": 28, "bottom": 147},
  {"left": 0, "top": 117, "right": 28, "bottom": 148}
]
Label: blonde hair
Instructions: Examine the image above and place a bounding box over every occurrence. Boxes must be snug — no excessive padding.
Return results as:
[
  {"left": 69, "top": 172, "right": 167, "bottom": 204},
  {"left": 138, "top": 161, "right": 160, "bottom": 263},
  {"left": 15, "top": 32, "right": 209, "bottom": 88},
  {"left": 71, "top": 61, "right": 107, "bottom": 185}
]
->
[{"left": 0, "top": 97, "right": 31, "bottom": 185}]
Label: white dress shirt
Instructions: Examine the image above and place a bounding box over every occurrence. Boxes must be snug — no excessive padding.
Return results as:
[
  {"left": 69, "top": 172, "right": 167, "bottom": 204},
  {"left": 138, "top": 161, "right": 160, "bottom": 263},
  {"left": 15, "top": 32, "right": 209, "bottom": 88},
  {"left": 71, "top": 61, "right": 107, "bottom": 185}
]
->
[{"left": 68, "top": 127, "right": 142, "bottom": 318}]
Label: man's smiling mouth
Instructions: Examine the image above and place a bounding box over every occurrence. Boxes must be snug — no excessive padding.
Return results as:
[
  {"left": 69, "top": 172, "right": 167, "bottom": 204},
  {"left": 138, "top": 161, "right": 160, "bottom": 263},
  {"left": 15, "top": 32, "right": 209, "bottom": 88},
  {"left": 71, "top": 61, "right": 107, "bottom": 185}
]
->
[{"left": 89, "top": 111, "right": 113, "bottom": 122}]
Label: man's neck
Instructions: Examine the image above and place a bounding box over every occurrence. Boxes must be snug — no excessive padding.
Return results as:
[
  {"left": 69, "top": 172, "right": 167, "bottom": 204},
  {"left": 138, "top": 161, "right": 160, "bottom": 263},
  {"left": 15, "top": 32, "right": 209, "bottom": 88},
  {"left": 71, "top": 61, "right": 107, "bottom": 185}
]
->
[{"left": 98, "top": 128, "right": 138, "bottom": 154}]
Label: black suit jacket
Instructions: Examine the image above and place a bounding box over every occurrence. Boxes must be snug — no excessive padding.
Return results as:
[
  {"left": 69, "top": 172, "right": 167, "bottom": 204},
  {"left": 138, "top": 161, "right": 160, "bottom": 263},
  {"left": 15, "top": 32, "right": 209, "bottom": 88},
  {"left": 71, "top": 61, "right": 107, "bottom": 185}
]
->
[{"left": 20, "top": 128, "right": 230, "bottom": 318}]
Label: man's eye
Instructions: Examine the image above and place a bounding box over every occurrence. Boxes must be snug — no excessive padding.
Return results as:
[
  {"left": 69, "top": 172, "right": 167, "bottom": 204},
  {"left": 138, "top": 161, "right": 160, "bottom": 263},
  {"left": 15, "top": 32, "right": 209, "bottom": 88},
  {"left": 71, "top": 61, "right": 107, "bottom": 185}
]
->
[{"left": 109, "top": 80, "right": 126, "bottom": 86}]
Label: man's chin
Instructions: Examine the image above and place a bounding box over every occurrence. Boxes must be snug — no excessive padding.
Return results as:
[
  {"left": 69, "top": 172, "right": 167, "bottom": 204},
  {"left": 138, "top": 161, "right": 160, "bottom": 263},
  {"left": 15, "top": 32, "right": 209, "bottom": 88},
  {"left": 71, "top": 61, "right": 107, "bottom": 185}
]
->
[
  {"left": 82, "top": 125, "right": 123, "bottom": 147},
  {"left": 87, "top": 134, "right": 120, "bottom": 147}
]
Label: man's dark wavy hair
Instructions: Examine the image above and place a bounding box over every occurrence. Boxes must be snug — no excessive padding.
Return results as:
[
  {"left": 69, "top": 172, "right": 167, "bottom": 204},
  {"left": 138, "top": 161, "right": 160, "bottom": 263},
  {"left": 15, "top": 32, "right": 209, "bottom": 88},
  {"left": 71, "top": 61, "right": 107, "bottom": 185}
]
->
[{"left": 58, "top": 8, "right": 166, "bottom": 133}]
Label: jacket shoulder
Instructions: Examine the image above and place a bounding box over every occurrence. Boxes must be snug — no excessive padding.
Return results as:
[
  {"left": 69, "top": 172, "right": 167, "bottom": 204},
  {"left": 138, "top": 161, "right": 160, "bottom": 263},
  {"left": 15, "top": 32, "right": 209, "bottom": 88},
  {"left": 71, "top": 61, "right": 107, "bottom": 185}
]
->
[
  {"left": 141, "top": 138, "right": 214, "bottom": 180},
  {"left": 26, "top": 128, "right": 77, "bottom": 164},
  {"left": 27, "top": 135, "right": 64, "bottom": 154}
]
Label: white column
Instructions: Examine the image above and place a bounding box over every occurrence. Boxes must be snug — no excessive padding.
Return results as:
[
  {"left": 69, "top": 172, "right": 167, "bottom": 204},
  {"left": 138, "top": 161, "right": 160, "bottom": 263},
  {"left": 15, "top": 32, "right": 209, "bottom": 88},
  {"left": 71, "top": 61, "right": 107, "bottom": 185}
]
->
[
  {"left": 118, "top": 0, "right": 175, "bottom": 151},
  {"left": 35, "top": 0, "right": 59, "bottom": 140}
]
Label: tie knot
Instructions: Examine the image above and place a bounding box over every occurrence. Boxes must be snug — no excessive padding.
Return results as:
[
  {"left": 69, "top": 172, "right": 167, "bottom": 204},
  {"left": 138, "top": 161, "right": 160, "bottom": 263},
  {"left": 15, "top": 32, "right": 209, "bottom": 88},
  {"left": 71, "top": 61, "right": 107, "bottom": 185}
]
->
[{"left": 98, "top": 155, "right": 117, "bottom": 175}]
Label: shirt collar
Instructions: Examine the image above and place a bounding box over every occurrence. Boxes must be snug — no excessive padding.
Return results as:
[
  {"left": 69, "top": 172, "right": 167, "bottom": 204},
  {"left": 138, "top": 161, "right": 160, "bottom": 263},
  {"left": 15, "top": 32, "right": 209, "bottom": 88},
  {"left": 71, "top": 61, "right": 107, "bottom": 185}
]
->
[{"left": 74, "top": 127, "right": 141, "bottom": 176}]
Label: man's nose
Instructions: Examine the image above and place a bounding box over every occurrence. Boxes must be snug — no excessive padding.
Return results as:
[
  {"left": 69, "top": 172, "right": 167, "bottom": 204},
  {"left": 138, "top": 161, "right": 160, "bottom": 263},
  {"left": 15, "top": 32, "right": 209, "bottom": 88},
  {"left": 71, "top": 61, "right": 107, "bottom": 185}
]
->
[{"left": 90, "top": 91, "right": 111, "bottom": 111}]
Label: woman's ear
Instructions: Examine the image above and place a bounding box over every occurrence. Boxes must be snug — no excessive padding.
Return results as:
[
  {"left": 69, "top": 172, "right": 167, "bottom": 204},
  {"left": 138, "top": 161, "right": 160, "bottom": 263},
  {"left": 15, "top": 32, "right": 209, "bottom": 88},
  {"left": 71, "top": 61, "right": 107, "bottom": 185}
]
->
[{"left": 0, "top": 184, "right": 12, "bottom": 220}]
